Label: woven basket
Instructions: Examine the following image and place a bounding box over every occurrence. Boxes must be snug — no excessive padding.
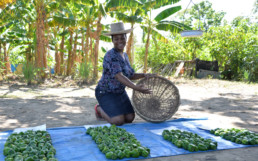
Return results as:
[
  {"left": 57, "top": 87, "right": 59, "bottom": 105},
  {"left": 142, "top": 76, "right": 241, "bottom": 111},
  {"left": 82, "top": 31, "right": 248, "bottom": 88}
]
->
[{"left": 132, "top": 76, "right": 180, "bottom": 122}]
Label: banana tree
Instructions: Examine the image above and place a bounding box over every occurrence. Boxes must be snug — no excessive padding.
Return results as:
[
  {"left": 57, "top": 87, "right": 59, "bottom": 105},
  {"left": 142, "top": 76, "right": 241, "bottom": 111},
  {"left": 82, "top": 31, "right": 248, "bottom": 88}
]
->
[
  {"left": 0, "top": 0, "right": 35, "bottom": 74},
  {"left": 64, "top": 0, "right": 107, "bottom": 78},
  {"left": 80, "top": 5, "right": 95, "bottom": 64},
  {"left": 51, "top": 0, "right": 79, "bottom": 76},
  {"left": 49, "top": 0, "right": 110, "bottom": 79},
  {"left": 0, "top": 26, "right": 11, "bottom": 74},
  {"left": 0, "top": 0, "right": 14, "bottom": 75},
  {"left": 52, "top": 0, "right": 100, "bottom": 76},
  {"left": 78, "top": 0, "right": 108, "bottom": 80},
  {"left": 35, "top": 0, "right": 47, "bottom": 80},
  {"left": 106, "top": 0, "right": 188, "bottom": 72},
  {"left": 93, "top": 3, "right": 107, "bottom": 80},
  {"left": 140, "top": 0, "right": 190, "bottom": 73},
  {"left": 49, "top": 3, "right": 70, "bottom": 75},
  {"left": 73, "top": 0, "right": 110, "bottom": 76},
  {"left": 0, "top": 4, "right": 15, "bottom": 74}
]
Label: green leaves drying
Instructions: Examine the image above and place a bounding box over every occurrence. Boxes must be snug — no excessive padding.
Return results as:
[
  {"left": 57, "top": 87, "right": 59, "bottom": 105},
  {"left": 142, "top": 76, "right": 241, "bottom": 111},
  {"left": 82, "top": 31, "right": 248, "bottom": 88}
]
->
[
  {"left": 210, "top": 128, "right": 258, "bottom": 145},
  {"left": 162, "top": 129, "right": 218, "bottom": 152},
  {"left": 3, "top": 130, "right": 57, "bottom": 161},
  {"left": 86, "top": 125, "right": 150, "bottom": 159}
]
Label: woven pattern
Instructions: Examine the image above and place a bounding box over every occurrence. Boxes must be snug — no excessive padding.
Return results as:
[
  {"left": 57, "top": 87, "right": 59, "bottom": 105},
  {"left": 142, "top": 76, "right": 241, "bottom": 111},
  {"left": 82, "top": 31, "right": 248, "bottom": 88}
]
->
[{"left": 132, "top": 76, "right": 180, "bottom": 122}]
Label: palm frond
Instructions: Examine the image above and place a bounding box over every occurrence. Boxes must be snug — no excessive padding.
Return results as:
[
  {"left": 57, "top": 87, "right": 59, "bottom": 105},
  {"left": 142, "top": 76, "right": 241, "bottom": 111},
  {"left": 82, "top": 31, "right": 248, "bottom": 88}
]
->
[
  {"left": 79, "top": 0, "right": 96, "bottom": 6},
  {"left": 101, "top": 46, "right": 107, "bottom": 53},
  {"left": 140, "top": 25, "right": 148, "bottom": 33},
  {"left": 154, "top": 6, "right": 181, "bottom": 22},
  {"left": 47, "top": 1, "right": 59, "bottom": 10},
  {"left": 0, "top": 21, "right": 14, "bottom": 33},
  {"left": 156, "top": 21, "right": 190, "bottom": 33},
  {"left": 161, "top": 20, "right": 192, "bottom": 30},
  {"left": 154, "top": 0, "right": 181, "bottom": 9},
  {"left": 144, "top": 0, "right": 156, "bottom": 10},
  {"left": 100, "top": 35, "right": 112, "bottom": 42},
  {"left": 140, "top": 25, "right": 148, "bottom": 42},
  {"left": 115, "top": 12, "right": 142, "bottom": 23},
  {"left": 53, "top": 16, "right": 76, "bottom": 27},
  {"left": 135, "top": 8, "right": 143, "bottom": 16},
  {"left": 151, "top": 28, "right": 168, "bottom": 43},
  {"left": 99, "top": 3, "right": 106, "bottom": 17},
  {"left": 106, "top": 0, "right": 142, "bottom": 11},
  {"left": 115, "top": 12, "right": 130, "bottom": 22}
]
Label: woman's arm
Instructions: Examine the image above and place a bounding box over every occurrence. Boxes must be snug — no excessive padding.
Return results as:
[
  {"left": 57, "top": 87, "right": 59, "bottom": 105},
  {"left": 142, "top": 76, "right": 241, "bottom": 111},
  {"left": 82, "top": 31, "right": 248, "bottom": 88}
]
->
[
  {"left": 129, "top": 73, "right": 145, "bottom": 80},
  {"left": 115, "top": 72, "right": 151, "bottom": 94},
  {"left": 130, "top": 73, "right": 156, "bottom": 80}
]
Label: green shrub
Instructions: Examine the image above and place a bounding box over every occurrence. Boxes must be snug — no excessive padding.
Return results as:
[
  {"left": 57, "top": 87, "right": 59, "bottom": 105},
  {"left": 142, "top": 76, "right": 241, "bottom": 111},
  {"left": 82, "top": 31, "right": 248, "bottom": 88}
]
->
[
  {"left": 23, "top": 62, "right": 36, "bottom": 85},
  {"left": 78, "top": 60, "right": 92, "bottom": 82},
  {"left": 0, "top": 61, "right": 5, "bottom": 75}
]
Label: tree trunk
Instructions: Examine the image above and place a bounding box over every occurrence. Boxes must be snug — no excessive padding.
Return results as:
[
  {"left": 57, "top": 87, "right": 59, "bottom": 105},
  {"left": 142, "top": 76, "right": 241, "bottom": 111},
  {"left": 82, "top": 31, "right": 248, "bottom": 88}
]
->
[
  {"left": 66, "top": 29, "right": 73, "bottom": 75},
  {"left": 3, "top": 42, "right": 11, "bottom": 74},
  {"left": 43, "top": 25, "right": 48, "bottom": 78},
  {"left": 60, "top": 28, "right": 65, "bottom": 75},
  {"left": 85, "top": 27, "right": 90, "bottom": 65},
  {"left": 25, "top": 24, "right": 33, "bottom": 65},
  {"left": 36, "top": 0, "right": 46, "bottom": 81},
  {"left": 89, "top": 37, "right": 94, "bottom": 67},
  {"left": 71, "top": 31, "right": 78, "bottom": 74},
  {"left": 0, "top": 43, "right": 4, "bottom": 75},
  {"left": 54, "top": 27, "right": 60, "bottom": 75},
  {"left": 81, "top": 29, "right": 85, "bottom": 62},
  {"left": 144, "top": 27, "right": 151, "bottom": 73},
  {"left": 55, "top": 43, "right": 60, "bottom": 75},
  {"left": 153, "top": 36, "right": 159, "bottom": 51},
  {"left": 93, "top": 15, "right": 102, "bottom": 80},
  {"left": 44, "top": 20, "right": 50, "bottom": 77},
  {"left": 126, "top": 23, "right": 134, "bottom": 64},
  {"left": 25, "top": 44, "right": 33, "bottom": 64}
]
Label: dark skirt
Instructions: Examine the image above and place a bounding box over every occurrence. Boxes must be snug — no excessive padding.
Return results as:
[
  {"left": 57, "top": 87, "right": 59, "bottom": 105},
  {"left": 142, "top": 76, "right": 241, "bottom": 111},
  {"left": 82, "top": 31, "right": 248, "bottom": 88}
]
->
[{"left": 95, "top": 86, "right": 134, "bottom": 118}]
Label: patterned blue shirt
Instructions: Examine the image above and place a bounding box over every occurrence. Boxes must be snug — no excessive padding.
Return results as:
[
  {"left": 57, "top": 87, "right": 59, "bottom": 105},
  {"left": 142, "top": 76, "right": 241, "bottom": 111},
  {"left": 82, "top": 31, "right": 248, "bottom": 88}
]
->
[{"left": 97, "top": 48, "right": 135, "bottom": 93}]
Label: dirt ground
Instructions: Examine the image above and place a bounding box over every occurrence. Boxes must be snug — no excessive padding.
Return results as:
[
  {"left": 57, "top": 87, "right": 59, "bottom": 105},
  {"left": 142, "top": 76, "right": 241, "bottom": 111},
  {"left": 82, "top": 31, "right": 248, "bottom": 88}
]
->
[{"left": 0, "top": 77, "right": 257, "bottom": 161}]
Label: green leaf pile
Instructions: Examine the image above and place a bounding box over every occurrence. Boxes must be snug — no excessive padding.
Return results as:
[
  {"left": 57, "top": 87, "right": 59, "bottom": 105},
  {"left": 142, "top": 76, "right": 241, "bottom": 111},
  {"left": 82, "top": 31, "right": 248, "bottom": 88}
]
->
[
  {"left": 210, "top": 128, "right": 258, "bottom": 145},
  {"left": 3, "top": 130, "right": 57, "bottom": 161},
  {"left": 86, "top": 125, "right": 150, "bottom": 160},
  {"left": 162, "top": 129, "right": 217, "bottom": 152}
]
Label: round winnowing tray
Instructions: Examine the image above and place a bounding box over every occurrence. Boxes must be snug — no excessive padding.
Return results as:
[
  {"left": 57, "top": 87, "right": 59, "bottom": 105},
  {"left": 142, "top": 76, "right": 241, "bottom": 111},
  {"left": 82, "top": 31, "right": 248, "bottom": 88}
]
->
[{"left": 132, "top": 76, "right": 180, "bottom": 122}]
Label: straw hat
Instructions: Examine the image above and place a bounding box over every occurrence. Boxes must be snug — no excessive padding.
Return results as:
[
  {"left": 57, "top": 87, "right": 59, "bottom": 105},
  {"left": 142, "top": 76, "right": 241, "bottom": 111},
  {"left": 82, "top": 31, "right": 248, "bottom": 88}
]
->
[{"left": 103, "top": 22, "right": 133, "bottom": 36}]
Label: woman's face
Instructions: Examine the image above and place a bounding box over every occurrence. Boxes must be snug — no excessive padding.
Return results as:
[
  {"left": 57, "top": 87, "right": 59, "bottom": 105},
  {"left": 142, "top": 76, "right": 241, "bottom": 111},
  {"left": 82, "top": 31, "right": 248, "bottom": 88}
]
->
[{"left": 112, "top": 34, "right": 127, "bottom": 52}]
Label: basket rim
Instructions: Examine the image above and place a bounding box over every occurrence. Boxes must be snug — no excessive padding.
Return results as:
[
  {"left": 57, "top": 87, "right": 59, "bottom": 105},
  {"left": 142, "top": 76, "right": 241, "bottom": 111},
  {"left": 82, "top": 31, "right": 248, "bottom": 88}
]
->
[{"left": 132, "top": 75, "right": 180, "bottom": 122}]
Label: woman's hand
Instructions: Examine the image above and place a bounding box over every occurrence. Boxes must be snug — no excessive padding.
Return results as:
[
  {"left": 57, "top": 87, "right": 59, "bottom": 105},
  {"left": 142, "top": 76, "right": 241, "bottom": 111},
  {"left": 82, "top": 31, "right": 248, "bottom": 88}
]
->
[
  {"left": 114, "top": 72, "right": 152, "bottom": 94},
  {"left": 135, "top": 84, "right": 152, "bottom": 94}
]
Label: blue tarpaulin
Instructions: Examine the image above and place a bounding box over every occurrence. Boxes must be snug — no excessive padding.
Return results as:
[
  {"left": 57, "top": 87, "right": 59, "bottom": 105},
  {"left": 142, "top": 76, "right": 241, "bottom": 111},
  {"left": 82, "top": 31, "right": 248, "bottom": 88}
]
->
[
  {"left": 0, "top": 118, "right": 257, "bottom": 161},
  {"left": 11, "top": 64, "right": 18, "bottom": 72},
  {"left": 9, "top": 64, "right": 55, "bottom": 74}
]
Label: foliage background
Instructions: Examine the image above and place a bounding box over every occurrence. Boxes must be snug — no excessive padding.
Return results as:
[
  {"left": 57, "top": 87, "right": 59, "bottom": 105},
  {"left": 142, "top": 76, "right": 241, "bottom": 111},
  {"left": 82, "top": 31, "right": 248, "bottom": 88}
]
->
[{"left": 0, "top": 0, "right": 257, "bottom": 83}]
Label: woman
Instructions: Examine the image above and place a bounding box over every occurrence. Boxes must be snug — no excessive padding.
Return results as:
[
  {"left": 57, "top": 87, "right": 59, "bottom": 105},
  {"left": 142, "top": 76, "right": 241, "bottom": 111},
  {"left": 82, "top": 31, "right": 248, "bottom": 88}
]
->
[{"left": 95, "top": 22, "right": 153, "bottom": 126}]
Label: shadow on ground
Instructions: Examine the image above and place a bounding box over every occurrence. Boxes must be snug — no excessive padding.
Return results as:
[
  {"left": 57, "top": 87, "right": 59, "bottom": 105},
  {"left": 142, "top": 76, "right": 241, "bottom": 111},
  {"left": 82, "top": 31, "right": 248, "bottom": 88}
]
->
[
  {"left": 0, "top": 93, "right": 101, "bottom": 132},
  {"left": 179, "top": 94, "right": 258, "bottom": 132}
]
